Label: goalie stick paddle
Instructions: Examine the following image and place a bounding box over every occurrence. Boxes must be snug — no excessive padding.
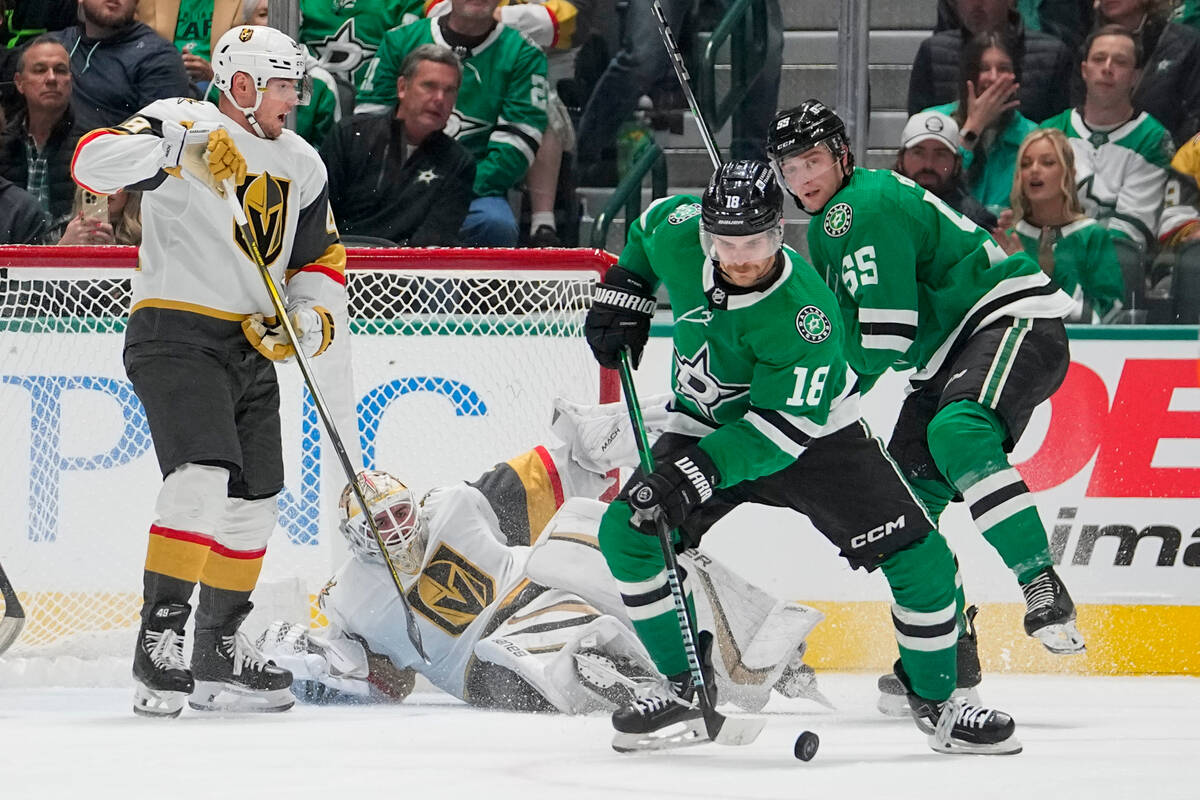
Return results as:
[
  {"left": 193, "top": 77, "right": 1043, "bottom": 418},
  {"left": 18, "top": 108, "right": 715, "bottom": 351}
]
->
[
  {"left": 616, "top": 349, "right": 764, "bottom": 749},
  {"left": 220, "top": 178, "right": 431, "bottom": 665},
  {"left": 0, "top": 558, "right": 26, "bottom": 657}
]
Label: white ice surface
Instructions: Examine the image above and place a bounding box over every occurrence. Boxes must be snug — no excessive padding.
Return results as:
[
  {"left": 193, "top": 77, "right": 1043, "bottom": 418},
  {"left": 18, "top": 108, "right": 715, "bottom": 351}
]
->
[{"left": 0, "top": 673, "right": 1195, "bottom": 800}]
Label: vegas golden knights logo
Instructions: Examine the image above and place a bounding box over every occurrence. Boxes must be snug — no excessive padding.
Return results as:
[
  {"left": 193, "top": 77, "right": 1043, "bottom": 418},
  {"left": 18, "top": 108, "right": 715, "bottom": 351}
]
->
[
  {"left": 233, "top": 172, "right": 291, "bottom": 267},
  {"left": 407, "top": 543, "right": 495, "bottom": 635},
  {"left": 239, "top": 27, "right": 253, "bottom": 42}
]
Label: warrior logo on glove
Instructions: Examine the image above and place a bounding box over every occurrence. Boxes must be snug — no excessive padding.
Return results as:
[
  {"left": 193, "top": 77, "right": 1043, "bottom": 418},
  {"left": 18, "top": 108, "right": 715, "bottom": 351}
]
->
[{"left": 234, "top": 172, "right": 291, "bottom": 265}]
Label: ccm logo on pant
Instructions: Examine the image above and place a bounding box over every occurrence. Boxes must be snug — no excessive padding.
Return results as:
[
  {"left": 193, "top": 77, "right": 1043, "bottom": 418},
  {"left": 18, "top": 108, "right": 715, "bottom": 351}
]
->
[{"left": 850, "top": 515, "right": 905, "bottom": 549}]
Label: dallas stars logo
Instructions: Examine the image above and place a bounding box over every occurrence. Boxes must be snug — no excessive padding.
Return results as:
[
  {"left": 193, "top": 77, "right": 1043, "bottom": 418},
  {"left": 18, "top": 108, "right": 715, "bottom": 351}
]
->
[
  {"left": 824, "top": 202, "right": 853, "bottom": 237},
  {"left": 416, "top": 168, "right": 440, "bottom": 185},
  {"left": 310, "top": 19, "right": 374, "bottom": 75},
  {"left": 674, "top": 342, "right": 749, "bottom": 417},
  {"left": 796, "top": 305, "right": 831, "bottom": 343},
  {"left": 444, "top": 109, "right": 489, "bottom": 141}
]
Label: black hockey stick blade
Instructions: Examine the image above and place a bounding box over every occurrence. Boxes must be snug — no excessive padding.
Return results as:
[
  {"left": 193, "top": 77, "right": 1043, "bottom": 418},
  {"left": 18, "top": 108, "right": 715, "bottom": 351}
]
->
[{"left": 0, "top": 559, "right": 27, "bottom": 656}]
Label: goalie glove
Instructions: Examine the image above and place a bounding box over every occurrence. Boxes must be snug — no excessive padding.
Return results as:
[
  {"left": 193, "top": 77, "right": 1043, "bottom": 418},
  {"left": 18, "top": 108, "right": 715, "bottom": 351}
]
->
[
  {"left": 161, "top": 121, "right": 247, "bottom": 192},
  {"left": 242, "top": 305, "right": 335, "bottom": 361},
  {"left": 626, "top": 444, "right": 720, "bottom": 534},
  {"left": 585, "top": 267, "right": 656, "bottom": 370}
]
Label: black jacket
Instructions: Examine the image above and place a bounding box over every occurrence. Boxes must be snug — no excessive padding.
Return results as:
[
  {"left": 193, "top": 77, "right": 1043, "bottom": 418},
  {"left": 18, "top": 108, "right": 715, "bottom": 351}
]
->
[
  {"left": 52, "top": 22, "right": 190, "bottom": 132},
  {"left": 322, "top": 113, "right": 475, "bottom": 246},
  {"left": 1070, "top": 17, "right": 1200, "bottom": 145},
  {"left": 908, "top": 12, "right": 1075, "bottom": 123},
  {"left": 0, "top": 107, "right": 83, "bottom": 224},
  {"left": 0, "top": 176, "right": 51, "bottom": 244},
  {"left": 944, "top": 180, "right": 998, "bottom": 232}
]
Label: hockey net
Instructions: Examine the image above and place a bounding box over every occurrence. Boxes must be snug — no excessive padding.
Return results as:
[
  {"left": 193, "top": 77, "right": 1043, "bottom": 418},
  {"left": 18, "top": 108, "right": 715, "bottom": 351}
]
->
[{"left": 0, "top": 246, "right": 616, "bottom": 685}]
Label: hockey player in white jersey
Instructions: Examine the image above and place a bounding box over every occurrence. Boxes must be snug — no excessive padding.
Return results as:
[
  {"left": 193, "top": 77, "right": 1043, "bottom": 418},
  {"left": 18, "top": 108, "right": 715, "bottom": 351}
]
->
[
  {"left": 71, "top": 25, "right": 346, "bottom": 718},
  {"left": 259, "top": 397, "right": 827, "bottom": 714}
]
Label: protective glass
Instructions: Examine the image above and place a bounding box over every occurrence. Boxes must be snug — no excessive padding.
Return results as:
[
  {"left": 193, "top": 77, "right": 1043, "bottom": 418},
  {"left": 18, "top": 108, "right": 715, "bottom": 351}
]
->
[{"left": 700, "top": 226, "right": 784, "bottom": 265}]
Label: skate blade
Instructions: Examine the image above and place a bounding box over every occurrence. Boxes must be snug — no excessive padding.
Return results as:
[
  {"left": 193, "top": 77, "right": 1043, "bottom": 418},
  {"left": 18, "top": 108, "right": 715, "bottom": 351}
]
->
[
  {"left": 1032, "top": 621, "right": 1086, "bottom": 655},
  {"left": 188, "top": 681, "right": 295, "bottom": 713},
  {"left": 612, "top": 717, "right": 711, "bottom": 753},
  {"left": 928, "top": 732, "right": 1023, "bottom": 756},
  {"left": 133, "top": 683, "right": 186, "bottom": 718}
]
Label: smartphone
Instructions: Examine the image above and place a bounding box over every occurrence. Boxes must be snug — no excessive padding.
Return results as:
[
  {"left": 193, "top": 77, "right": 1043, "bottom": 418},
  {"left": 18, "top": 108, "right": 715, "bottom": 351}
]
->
[{"left": 81, "top": 191, "right": 108, "bottom": 223}]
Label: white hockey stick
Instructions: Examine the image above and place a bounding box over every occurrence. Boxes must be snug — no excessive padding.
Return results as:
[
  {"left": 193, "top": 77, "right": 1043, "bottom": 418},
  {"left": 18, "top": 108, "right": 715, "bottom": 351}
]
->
[
  {"left": 0, "top": 558, "right": 26, "bottom": 656},
  {"left": 219, "top": 176, "right": 431, "bottom": 664}
]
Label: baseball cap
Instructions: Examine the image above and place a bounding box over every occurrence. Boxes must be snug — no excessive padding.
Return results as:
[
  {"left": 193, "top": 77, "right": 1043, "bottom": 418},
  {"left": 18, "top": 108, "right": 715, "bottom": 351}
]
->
[{"left": 901, "top": 111, "right": 960, "bottom": 151}]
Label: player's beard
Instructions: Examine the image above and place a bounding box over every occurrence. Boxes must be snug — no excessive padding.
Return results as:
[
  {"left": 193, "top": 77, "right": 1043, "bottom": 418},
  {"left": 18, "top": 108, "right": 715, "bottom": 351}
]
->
[{"left": 81, "top": 2, "right": 136, "bottom": 30}]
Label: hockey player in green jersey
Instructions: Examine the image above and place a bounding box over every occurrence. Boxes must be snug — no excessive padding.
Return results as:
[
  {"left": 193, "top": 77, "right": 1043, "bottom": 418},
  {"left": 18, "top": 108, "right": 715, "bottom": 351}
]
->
[
  {"left": 766, "top": 100, "right": 1085, "bottom": 658},
  {"left": 584, "top": 160, "right": 1021, "bottom": 755}
]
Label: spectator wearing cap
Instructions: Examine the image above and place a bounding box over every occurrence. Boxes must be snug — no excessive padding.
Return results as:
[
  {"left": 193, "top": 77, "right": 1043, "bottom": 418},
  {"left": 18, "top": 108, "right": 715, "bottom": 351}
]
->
[{"left": 895, "top": 109, "right": 998, "bottom": 230}]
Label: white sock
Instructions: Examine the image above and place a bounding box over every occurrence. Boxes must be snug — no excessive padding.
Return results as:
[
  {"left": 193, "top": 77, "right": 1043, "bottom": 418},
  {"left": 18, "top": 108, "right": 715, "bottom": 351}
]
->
[{"left": 531, "top": 212, "right": 556, "bottom": 231}]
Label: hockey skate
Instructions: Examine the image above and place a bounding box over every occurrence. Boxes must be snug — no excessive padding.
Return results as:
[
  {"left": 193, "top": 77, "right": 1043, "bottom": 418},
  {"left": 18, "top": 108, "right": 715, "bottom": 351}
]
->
[
  {"left": 611, "top": 673, "right": 711, "bottom": 753},
  {"left": 878, "top": 605, "right": 982, "bottom": 718},
  {"left": 909, "top": 694, "right": 1022, "bottom": 755},
  {"left": 1022, "top": 566, "right": 1085, "bottom": 654},
  {"left": 574, "top": 647, "right": 658, "bottom": 709},
  {"left": 132, "top": 602, "right": 194, "bottom": 718},
  {"left": 189, "top": 606, "right": 294, "bottom": 713},
  {"left": 773, "top": 644, "right": 834, "bottom": 709}
]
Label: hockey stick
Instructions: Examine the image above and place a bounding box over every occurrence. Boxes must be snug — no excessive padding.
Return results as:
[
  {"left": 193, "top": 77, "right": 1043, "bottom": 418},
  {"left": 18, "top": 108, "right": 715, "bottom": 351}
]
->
[
  {"left": 220, "top": 178, "right": 431, "bottom": 665},
  {"left": 649, "top": 0, "right": 721, "bottom": 170},
  {"left": 0, "top": 558, "right": 26, "bottom": 657},
  {"left": 616, "top": 348, "right": 764, "bottom": 747}
]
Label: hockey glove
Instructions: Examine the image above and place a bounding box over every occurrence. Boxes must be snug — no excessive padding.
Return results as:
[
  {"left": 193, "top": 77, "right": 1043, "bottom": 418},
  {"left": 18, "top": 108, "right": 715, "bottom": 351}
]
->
[
  {"left": 626, "top": 445, "right": 720, "bottom": 534},
  {"left": 161, "top": 121, "right": 247, "bottom": 191},
  {"left": 242, "top": 306, "right": 335, "bottom": 361},
  {"left": 585, "top": 266, "right": 656, "bottom": 369}
]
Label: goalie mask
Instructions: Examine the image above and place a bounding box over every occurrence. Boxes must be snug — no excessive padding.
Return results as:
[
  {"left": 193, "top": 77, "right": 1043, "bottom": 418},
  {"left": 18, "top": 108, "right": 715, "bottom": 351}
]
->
[
  {"left": 699, "top": 160, "right": 785, "bottom": 266},
  {"left": 338, "top": 471, "right": 427, "bottom": 574},
  {"left": 212, "top": 26, "right": 311, "bottom": 138}
]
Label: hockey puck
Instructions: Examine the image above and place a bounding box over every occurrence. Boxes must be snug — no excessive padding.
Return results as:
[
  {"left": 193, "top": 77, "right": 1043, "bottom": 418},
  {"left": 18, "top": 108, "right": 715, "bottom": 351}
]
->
[{"left": 793, "top": 731, "right": 819, "bottom": 761}]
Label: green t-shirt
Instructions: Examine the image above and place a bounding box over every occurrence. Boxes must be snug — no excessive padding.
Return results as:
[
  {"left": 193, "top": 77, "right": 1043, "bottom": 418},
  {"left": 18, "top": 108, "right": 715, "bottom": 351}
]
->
[
  {"left": 173, "top": 0, "right": 214, "bottom": 60},
  {"left": 1011, "top": 218, "right": 1125, "bottom": 321},
  {"left": 806, "top": 168, "right": 1073, "bottom": 388},
  {"left": 621, "top": 195, "right": 858, "bottom": 486},
  {"left": 927, "top": 101, "right": 1037, "bottom": 215}
]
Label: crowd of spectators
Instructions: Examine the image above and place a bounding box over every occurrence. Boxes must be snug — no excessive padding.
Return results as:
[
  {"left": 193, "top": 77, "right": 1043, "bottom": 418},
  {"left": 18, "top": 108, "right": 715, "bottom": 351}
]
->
[{"left": 1, "top": 0, "right": 1200, "bottom": 321}]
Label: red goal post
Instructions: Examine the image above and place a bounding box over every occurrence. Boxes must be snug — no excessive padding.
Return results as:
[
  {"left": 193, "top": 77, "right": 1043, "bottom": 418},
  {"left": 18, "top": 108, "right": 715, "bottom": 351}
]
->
[{"left": 0, "top": 245, "right": 618, "bottom": 681}]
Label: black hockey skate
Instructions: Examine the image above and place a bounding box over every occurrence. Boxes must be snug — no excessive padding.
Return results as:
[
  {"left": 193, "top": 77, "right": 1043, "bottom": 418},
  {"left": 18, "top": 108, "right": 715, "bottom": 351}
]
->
[
  {"left": 611, "top": 672, "right": 710, "bottom": 752},
  {"left": 1022, "top": 566, "right": 1086, "bottom": 654},
  {"left": 878, "top": 605, "right": 982, "bottom": 718},
  {"left": 908, "top": 694, "right": 1022, "bottom": 755},
  {"left": 132, "top": 602, "right": 194, "bottom": 718},
  {"left": 189, "top": 606, "right": 294, "bottom": 713}
]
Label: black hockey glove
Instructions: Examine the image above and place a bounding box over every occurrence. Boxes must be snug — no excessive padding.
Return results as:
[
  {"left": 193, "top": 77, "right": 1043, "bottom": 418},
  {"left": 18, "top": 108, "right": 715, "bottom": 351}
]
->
[
  {"left": 627, "top": 445, "right": 720, "bottom": 534},
  {"left": 585, "top": 266, "right": 657, "bottom": 369}
]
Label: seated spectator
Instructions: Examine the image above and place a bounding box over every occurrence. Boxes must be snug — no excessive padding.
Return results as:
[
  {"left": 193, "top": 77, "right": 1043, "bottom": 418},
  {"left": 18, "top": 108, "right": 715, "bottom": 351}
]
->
[
  {"left": 1173, "top": 130, "right": 1200, "bottom": 184},
  {"left": 57, "top": 187, "right": 143, "bottom": 246},
  {"left": 935, "top": 0, "right": 1094, "bottom": 53},
  {"left": 925, "top": 31, "right": 1038, "bottom": 216},
  {"left": 995, "top": 128, "right": 1125, "bottom": 322},
  {"left": 429, "top": 0, "right": 593, "bottom": 245},
  {"left": 356, "top": 0, "right": 549, "bottom": 247},
  {"left": 323, "top": 44, "right": 474, "bottom": 246},
  {"left": 574, "top": 0, "right": 783, "bottom": 184},
  {"left": 895, "top": 109, "right": 998, "bottom": 229},
  {"left": 203, "top": 1, "right": 342, "bottom": 149},
  {"left": 135, "top": 0, "right": 243, "bottom": 89},
  {"left": 1040, "top": 24, "right": 1173, "bottom": 251},
  {"left": 1088, "top": 0, "right": 1200, "bottom": 144},
  {"left": 0, "top": 0, "right": 75, "bottom": 120},
  {"left": 0, "top": 36, "right": 82, "bottom": 234},
  {"left": 909, "top": 0, "right": 1073, "bottom": 123},
  {"left": 0, "top": 175, "right": 52, "bottom": 244},
  {"left": 52, "top": 0, "right": 191, "bottom": 132}
]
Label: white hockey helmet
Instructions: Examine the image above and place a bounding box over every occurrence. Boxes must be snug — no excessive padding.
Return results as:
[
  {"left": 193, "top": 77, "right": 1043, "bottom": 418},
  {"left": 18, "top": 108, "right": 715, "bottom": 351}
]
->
[
  {"left": 212, "top": 25, "right": 310, "bottom": 135},
  {"left": 338, "top": 470, "right": 427, "bottom": 574}
]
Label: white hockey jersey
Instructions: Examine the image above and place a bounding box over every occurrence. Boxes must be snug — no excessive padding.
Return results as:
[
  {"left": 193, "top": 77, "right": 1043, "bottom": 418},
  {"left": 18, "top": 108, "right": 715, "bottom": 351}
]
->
[
  {"left": 71, "top": 97, "right": 345, "bottom": 344},
  {"left": 320, "top": 483, "right": 533, "bottom": 700}
]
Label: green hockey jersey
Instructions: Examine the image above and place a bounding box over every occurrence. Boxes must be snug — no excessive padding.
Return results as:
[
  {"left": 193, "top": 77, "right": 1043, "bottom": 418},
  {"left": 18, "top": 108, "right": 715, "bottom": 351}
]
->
[
  {"left": 1039, "top": 109, "right": 1174, "bottom": 249},
  {"left": 806, "top": 169, "right": 1074, "bottom": 389},
  {"left": 300, "top": 0, "right": 424, "bottom": 89},
  {"left": 355, "top": 18, "right": 548, "bottom": 198},
  {"left": 622, "top": 195, "right": 861, "bottom": 487},
  {"left": 1011, "top": 218, "right": 1124, "bottom": 322}
]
